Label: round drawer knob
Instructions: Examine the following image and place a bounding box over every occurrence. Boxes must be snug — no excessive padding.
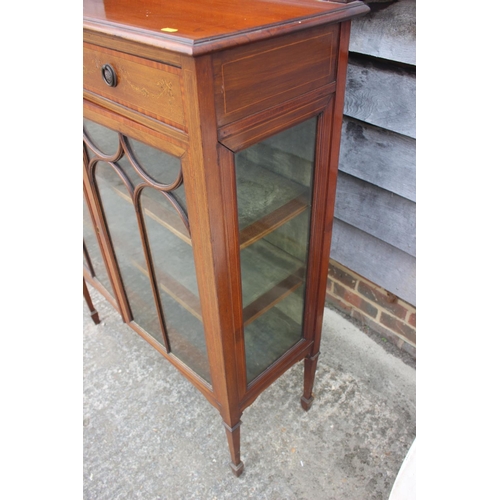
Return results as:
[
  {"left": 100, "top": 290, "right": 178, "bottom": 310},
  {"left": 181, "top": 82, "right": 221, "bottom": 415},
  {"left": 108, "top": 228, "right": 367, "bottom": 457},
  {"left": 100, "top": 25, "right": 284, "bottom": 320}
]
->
[{"left": 101, "top": 64, "right": 117, "bottom": 87}]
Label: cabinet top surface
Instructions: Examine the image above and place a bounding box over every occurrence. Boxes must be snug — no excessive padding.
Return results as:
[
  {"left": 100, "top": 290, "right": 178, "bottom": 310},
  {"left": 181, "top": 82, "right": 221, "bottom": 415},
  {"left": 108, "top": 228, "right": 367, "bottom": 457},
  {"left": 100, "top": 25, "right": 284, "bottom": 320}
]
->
[{"left": 83, "top": 0, "right": 369, "bottom": 54}]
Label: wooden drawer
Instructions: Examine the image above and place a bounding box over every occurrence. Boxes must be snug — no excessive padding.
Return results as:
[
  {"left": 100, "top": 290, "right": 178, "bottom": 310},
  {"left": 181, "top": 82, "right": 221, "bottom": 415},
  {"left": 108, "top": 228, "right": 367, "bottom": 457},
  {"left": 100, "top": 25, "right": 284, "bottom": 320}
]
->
[
  {"left": 83, "top": 43, "right": 186, "bottom": 131},
  {"left": 212, "top": 24, "right": 340, "bottom": 127}
]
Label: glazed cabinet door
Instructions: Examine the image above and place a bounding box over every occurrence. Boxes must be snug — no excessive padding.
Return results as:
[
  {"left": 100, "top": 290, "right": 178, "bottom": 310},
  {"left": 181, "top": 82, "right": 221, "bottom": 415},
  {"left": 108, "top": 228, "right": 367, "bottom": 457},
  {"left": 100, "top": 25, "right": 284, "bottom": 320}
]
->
[
  {"left": 83, "top": 110, "right": 212, "bottom": 388},
  {"left": 234, "top": 118, "right": 317, "bottom": 383},
  {"left": 219, "top": 99, "right": 336, "bottom": 396}
]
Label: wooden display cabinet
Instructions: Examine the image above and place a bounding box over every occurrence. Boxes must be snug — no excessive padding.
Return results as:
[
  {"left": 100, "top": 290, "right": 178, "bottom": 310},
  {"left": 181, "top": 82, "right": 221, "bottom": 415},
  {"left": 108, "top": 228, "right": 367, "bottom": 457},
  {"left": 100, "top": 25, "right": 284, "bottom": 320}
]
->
[{"left": 83, "top": 0, "right": 369, "bottom": 476}]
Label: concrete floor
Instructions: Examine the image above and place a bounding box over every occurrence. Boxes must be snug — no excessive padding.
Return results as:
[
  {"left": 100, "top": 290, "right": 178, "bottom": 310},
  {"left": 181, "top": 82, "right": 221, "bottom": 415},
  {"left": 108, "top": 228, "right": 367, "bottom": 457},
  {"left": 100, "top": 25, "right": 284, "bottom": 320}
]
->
[{"left": 83, "top": 286, "right": 415, "bottom": 500}]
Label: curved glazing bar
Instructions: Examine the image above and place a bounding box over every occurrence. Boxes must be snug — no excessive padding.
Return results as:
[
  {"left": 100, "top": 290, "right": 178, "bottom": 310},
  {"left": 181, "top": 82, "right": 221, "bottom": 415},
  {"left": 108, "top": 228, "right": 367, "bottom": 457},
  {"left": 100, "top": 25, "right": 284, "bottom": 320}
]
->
[{"left": 83, "top": 119, "right": 211, "bottom": 382}]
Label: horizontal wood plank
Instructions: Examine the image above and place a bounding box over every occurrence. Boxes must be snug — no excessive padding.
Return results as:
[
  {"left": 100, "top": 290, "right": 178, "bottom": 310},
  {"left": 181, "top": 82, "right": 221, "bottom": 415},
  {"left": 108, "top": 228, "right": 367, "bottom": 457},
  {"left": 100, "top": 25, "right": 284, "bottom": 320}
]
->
[
  {"left": 242, "top": 267, "right": 305, "bottom": 326},
  {"left": 344, "top": 57, "right": 415, "bottom": 138},
  {"left": 339, "top": 117, "right": 416, "bottom": 202},
  {"left": 334, "top": 172, "right": 416, "bottom": 257},
  {"left": 239, "top": 195, "right": 309, "bottom": 250},
  {"left": 349, "top": 0, "right": 416, "bottom": 65},
  {"left": 330, "top": 219, "right": 416, "bottom": 305}
]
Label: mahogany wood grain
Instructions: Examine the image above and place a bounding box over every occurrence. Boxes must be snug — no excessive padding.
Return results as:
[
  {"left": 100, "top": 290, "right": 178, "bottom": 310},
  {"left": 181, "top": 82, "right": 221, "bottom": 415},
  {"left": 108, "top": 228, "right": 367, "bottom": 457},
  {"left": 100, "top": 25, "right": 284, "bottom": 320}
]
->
[
  {"left": 301, "top": 101, "right": 335, "bottom": 345},
  {"left": 84, "top": 0, "right": 369, "bottom": 55},
  {"left": 217, "top": 81, "right": 336, "bottom": 141},
  {"left": 181, "top": 56, "right": 246, "bottom": 474},
  {"left": 212, "top": 24, "right": 339, "bottom": 126},
  {"left": 239, "top": 195, "right": 308, "bottom": 250},
  {"left": 182, "top": 60, "right": 241, "bottom": 395},
  {"left": 302, "top": 21, "right": 353, "bottom": 408},
  {"left": 217, "top": 144, "right": 248, "bottom": 402},
  {"left": 83, "top": 0, "right": 369, "bottom": 476},
  {"left": 84, "top": 30, "right": 183, "bottom": 67},
  {"left": 223, "top": 421, "right": 244, "bottom": 477},
  {"left": 215, "top": 67, "right": 339, "bottom": 416},
  {"left": 83, "top": 91, "right": 189, "bottom": 142},
  {"left": 242, "top": 268, "right": 305, "bottom": 327},
  {"left": 84, "top": 98, "right": 189, "bottom": 149},
  {"left": 84, "top": 43, "right": 187, "bottom": 131},
  {"left": 316, "top": 20, "right": 353, "bottom": 352},
  {"left": 219, "top": 92, "right": 333, "bottom": 153}
]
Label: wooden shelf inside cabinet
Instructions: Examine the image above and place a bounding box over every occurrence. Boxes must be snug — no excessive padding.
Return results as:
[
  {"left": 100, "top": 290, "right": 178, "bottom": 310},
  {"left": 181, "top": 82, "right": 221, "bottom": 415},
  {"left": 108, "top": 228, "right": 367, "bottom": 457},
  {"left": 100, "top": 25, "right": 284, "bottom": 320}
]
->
[
  {"left": 83, "top": 0, "right": 369, "bottom": 479},
  {"left": 235, "top": 159, "right": 310, "bottom": 249},
  {"left": 114, "top": 183, "right": 307, "bottom": 324},
  {"left": 94, "top": 167, "right": 307, "bottom": 375},
  {"left": 113, "top": 183, "right": 192, "bottom": 245},
  {"left": 111, "top": 157, "right": 310, "bottom": 252}
]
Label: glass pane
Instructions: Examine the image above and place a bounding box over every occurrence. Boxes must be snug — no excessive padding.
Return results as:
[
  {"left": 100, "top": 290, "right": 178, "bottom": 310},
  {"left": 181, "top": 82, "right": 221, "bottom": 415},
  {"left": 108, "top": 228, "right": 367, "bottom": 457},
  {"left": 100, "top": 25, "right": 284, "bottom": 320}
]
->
[
  {"left": 141, "top": 187, "right": 211, "bottom": 382},
  {"left": 235, "top": 118, "right": 317, "bottom": 383},
  {"left": 116, "top": 151, "right": 189, "bottom": 219},
  {"left": 84, "top": 119, "right": 119, "bottom": 157},
  {"left": 85, "top": 118, "right": 210, "bottom": 383},
  {"left": 94, "top": 161, "right": 164, "bottom": 345},
  {"left": 83, "top": 195, "right": 114, "bottom": 298},
  {"left": 128, "top": 137, "right": 182, "bottom": 186}
]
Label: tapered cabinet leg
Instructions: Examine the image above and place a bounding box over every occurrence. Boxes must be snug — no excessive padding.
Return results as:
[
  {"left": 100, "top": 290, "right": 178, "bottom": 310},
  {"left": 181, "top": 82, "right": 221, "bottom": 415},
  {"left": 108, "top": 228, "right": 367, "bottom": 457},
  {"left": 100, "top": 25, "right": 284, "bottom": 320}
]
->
[
  {"left": 222, "top": 420, "right": 244, "bottom": 477},
  {"left": 301, "top": 351, "right": 320, "bottom": 411},
  {"left": 83, "top": 278, "right": 100, "bottom": 325}
]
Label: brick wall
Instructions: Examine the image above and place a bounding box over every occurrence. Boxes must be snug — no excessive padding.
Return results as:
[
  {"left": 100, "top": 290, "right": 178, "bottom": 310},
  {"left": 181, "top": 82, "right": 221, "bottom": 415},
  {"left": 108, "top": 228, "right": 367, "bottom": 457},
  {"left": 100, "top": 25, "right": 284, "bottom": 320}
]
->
[{"left": 325, "top": 260, "right": 416, "bottom": 358}]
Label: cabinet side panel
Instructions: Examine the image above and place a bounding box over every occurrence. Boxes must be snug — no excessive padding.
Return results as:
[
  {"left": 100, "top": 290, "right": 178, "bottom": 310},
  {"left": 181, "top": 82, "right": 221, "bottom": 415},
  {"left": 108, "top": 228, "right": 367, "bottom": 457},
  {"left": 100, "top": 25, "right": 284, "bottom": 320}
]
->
[
  {"left": 213, "top": 24, "right": 339, "bottom": 126},
  {"left": 304, "top": 21, "right": 353, "bottom": 353}
]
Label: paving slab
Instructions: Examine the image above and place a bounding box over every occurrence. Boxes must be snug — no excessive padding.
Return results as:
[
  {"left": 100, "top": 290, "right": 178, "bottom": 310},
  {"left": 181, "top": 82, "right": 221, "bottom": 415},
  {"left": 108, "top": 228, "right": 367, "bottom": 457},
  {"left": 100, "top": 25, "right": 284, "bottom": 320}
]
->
[{"left": 83, "top": 286, "right": 415, "bottom": 500}]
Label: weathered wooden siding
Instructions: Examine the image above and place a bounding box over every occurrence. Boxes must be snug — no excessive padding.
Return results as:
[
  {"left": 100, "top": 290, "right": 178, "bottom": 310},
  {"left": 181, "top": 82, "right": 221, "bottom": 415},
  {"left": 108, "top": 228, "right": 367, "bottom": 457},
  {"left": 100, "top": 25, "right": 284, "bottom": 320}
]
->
[
  {"left": 348, "top": 0, "right": 416, "bottom": 66},
  {"left": 330, "top": 0, "right": 416, "bottom": 306},
  {"left": 339, "top": 118, "right": 416, "bottom": 202},
  {"left": 331, "top": 220, "right": 416, "bottom": 305},
  {"left": 335, "top": 172, "right": 416, "bottom": 257},
  {"left": 344, "top": 59, "right": 416, "bottom": 138}
]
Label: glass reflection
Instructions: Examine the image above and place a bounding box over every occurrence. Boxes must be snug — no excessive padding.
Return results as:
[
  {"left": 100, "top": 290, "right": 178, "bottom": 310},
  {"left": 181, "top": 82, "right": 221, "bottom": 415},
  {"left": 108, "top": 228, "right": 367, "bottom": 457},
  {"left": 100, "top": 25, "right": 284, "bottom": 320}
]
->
[
  {"left": 235, "top": 118, "right": 317, "bottom": 383},
  {"left": 84, "top": 119, "right": 119, "bottom": 157},
  {"left": 83, "top": 196, "right": 114, "bottom": 297},
  {"left": 95, "top": 161, "right": 164, "bottom": 345},
  {"left": 84, "top": 118, "right": 211, "bottom": 383},
  {"left": 127, "top": 137, "right": 182, "bottom": 186},
  {"left": 141, "top": 187, "right": 210, "bottom": 382}
]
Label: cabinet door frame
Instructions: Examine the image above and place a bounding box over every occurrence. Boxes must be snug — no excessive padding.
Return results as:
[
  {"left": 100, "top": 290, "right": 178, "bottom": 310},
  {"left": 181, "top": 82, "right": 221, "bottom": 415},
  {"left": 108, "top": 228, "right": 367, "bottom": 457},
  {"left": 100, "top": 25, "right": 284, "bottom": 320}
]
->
[
  {"left": 217, "top": 91, "right": 338, "bottom": 409},
  {"left": 83, "top": 99, "right": 219, "bottom": 408},
  {"left": 83, "top": 159, "right": 121, "bottom": 314}
]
